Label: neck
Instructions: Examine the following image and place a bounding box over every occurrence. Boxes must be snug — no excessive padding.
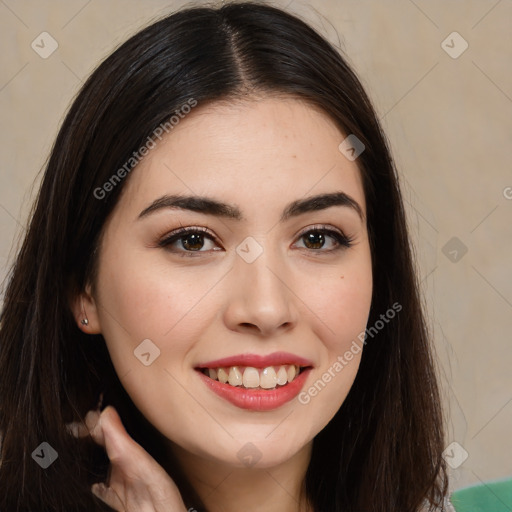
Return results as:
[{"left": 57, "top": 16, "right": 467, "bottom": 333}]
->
[{"left": 167, "top": 441, "right": 314, "bottom": 512}]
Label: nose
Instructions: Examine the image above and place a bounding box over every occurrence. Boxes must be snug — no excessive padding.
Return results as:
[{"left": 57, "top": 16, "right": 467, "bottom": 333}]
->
[{"left": 222, "top": 244, "right": 299, "bottom": 337}]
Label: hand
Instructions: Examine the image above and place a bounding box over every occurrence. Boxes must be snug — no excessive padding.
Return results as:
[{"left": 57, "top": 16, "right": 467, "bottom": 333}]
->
[{"left": 68, "top": 405, "right": 188, "bottom": 512}]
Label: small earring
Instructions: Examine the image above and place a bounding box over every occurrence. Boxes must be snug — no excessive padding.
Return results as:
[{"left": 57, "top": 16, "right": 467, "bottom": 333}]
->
[{"left": 80, "top": 298, "right": 89, "bottom": 327}]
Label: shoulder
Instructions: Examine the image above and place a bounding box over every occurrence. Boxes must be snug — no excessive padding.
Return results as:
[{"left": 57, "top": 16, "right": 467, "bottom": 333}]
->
[{"left": 418, "top": 496, "right": 457, "bottom": 512}]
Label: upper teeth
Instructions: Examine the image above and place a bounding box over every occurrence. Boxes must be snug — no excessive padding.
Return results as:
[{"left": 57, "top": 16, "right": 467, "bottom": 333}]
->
[{"left": 204, "top": 365, "right": 300, "bottom": 389}]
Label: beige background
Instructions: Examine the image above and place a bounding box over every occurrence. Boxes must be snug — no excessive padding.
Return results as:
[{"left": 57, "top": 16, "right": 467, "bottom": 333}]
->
[{"left": 1, "top": 0, "right": 511, "bottom": 496}]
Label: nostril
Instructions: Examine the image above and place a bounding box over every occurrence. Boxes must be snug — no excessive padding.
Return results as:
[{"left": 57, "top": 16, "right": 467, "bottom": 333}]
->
[{"left": 239, "top": 322, "right": 260, "bottom": 331}]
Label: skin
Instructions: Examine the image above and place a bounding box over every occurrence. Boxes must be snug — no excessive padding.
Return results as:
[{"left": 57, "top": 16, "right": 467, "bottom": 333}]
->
[{"left": 72, "top": 97, "right": 373, "bottom": 512}]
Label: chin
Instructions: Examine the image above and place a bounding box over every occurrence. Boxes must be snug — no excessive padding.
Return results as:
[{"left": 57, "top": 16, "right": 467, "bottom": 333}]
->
[{"left": 202, "top": 431, "right": 312, "bottom": 470}]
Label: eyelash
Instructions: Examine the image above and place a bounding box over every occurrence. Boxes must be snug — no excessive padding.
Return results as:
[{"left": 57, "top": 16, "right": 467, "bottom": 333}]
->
[{"left": 158, "top": 225, "right": 355, "bottom": 257}]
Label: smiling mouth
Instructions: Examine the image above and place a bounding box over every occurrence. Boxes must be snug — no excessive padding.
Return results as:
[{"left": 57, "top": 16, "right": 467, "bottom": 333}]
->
[{"left": 198, "top": 364, "right": 309, "bottom": 391}]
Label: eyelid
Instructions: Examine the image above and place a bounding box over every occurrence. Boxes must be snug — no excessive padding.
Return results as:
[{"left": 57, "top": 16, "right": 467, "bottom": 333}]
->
[
  {"left": 295, "top": 223, "right": 345, "bottom": 239},
  {"left": 293, "top": 223, "right": 355, "bottom": 250},
  {"left": 157, "top": 226, "right": 220, "bottom": 248},
  {"left": 158, "top": 223, "right": 355, "bottom": 253}
]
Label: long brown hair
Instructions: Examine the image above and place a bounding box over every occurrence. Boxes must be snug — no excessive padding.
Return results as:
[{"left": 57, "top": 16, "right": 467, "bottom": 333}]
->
[{"left": 0, "top": 3, "right": 448, "bottom": 510}]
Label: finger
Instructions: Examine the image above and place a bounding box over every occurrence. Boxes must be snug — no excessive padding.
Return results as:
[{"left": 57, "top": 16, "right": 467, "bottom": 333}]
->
[
  {"left": 99, "top": 406, "right": 160, "bottom": 476},
  {"left": 99, "top": 407, "right": 186, "bottom": 503},
  {"left": 86, "top": 409, "right": 105, "bottom": 445},
  {"left": 91, "top": 482, "right": 126, "bottom": 511},
  {"left": 65, "top": 409, "right": 101, "bottom": 440},
  {"left": 65, "top": 420, "right": 88, "bottom": 438}
]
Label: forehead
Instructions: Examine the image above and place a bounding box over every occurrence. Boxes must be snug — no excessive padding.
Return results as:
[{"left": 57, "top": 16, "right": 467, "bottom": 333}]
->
[{"left": 115, "top": 96, "right": 366, "bottom": 219}]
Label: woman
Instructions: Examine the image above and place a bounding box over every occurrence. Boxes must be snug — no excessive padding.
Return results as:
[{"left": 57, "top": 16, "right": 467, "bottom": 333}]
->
[{"left": 0, "top": 2, "right": 450, "bottom": 511}]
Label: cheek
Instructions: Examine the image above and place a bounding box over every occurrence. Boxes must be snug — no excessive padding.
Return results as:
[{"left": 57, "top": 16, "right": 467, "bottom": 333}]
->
[
  {"left": 93, "top": 244, "right": 233, "bottom": 432},
  {"left": 294, "top": 277, "right": 371, "bottom": 441},
  {"left": 301, "top": 252, "right": 373, "bottom": 353},
  {"left": 93, "top": 248, "right": 216, "bottom": 429},
  {"left": 293, "top": 246, "right": 372, "bottom": 421},
  {"left": 95, "top": 247, "right": 222, "bottom": 351},
  {"left": 314, "top": 278, "right": 371, "bottom": 339}
]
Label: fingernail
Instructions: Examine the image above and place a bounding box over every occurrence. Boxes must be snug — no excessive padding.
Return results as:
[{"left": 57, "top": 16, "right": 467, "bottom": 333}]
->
[
  {"left": 65, "top": 421, "right": 82, "bottom": 437},
  {"left": 85, "top": 409, "right": 101, "bottom": 433},
  {"left": 91, "top": 482, "right": 106, "bottom": 498}
]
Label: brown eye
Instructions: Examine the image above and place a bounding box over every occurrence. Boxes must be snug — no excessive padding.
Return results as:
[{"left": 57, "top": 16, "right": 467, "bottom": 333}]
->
[
  {"left": 296, "top": 227, "right": 354, "bottom": 252},
  {"left": 180, "top": 233, "right": 205, "bottom": 251},
  {"left": 303, "top": 231, "right": 325, "bottom": 249},
  {"left": 159, "top": 227, "right": 219, "bottom": 255}
]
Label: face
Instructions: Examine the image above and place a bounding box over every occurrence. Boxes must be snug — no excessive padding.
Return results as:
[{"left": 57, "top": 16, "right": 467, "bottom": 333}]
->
[{"left": 79, "top": 97, "right": 373, "bottom": 470}]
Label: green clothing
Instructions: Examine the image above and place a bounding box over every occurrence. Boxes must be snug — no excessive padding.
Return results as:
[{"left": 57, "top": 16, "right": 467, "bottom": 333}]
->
[{"left": 450, "top": 477, "right": 512, "bottom": 512}]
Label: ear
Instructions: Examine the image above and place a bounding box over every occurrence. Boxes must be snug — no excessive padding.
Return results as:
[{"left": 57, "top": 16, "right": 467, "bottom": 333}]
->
[{"left": 71, "top": 284, "right": 102, "bottom": 334}]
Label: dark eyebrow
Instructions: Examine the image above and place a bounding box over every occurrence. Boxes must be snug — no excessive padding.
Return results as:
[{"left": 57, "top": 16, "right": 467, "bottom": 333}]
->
[
  {"left": 281, "top": 192, "right": 365, "bottom": 223},
  {"left": 138, "top": 192, "right": 365, "bottom": 223},
  {"left": 138, "top": 195, "right": 243, "bottom": 220}
]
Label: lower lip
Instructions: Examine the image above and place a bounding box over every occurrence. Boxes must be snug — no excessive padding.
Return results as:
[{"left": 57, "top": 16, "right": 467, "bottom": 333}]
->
[{"left": 196, "top": 368, "right": 312, "bottom": 411}]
